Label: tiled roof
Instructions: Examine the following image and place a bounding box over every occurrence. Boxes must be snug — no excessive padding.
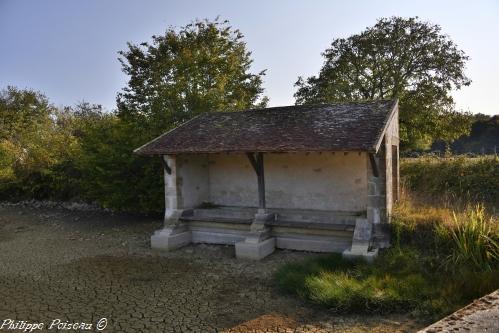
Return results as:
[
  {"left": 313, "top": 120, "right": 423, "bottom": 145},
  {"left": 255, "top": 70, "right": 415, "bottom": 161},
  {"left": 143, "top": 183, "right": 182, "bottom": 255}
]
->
[{"left": 134, "top": 99, "right": 397, "bottom": 155}]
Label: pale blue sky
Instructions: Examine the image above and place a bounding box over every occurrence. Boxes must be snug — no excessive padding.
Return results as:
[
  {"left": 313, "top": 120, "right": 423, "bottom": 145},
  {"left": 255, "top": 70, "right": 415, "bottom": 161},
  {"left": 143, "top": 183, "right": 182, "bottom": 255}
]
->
[{"left": 0, "top": 0, "right": 498, "bottom": 114}]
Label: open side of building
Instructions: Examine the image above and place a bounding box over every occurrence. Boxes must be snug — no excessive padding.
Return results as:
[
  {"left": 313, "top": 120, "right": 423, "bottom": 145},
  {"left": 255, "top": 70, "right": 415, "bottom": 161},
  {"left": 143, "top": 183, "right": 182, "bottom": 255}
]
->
[{"left": 134, "top": 99, "right": 399, "bottom": 260}]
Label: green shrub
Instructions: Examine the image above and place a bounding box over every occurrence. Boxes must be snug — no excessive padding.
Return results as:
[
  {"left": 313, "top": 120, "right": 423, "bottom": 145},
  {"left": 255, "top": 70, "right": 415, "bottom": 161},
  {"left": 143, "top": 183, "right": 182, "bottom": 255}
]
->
[{"left": 401, "top": 156, "right": 499, "bottom": 207}]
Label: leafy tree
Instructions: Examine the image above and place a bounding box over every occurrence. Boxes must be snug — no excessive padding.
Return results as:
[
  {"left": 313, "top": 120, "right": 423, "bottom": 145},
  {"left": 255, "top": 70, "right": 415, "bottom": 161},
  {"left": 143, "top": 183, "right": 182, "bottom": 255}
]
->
[
  {"left": 75, "top": 113, "right": 160, "bottom": 210},
  {"left": 0, "top": 87, "right": 55, "bottom": 175},
  {"left": 441, "top": 114, "right": 499, "bottom": 154},
  {"left": 117, "top": 18, "right": 267, "bottom": 135},
  {"left": 294, "top": 17, "right": 472, "bottom": 150},
  {"left": 0, "top": 87, "right": 55, "bottom": 187}
]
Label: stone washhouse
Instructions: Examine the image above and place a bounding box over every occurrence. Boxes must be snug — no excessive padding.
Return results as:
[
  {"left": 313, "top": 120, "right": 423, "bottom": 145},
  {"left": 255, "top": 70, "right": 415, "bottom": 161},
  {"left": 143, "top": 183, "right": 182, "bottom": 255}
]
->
[{"left": 134, "top": 100, "right": 399, "bottom": 260}]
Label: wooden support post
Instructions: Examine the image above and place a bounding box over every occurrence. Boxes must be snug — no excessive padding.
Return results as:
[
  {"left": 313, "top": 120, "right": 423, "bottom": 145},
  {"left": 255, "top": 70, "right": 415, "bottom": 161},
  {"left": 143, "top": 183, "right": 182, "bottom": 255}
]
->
[
  {"left": 246, "top": 152, "right": 266, "bottom": 210},
  {"left": 256, "top": 153, "right": 265, "bottom": 209},
  {"left": 161, "top": 156, "right": 172, "bottom": 175},
  {"left": 246, "top": 153, "right": 258, "bottom": 174},
  {"left": 369, "top": 153, "right": 379, "bottom": 178}
]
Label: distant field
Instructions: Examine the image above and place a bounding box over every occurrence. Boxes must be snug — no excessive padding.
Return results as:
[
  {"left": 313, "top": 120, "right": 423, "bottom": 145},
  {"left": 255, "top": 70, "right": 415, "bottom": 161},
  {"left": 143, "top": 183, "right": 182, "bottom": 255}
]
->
[{"left": 401, "top": 156, "right": 499, "bottom": 209}]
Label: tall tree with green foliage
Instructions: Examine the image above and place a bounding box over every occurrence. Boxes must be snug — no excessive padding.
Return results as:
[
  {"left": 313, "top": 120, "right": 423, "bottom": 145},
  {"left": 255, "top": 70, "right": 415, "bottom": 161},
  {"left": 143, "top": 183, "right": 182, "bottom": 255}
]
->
[
  {"left": 78, "top": 18, "right": 268, "bottom": 212},
  {"left": 294, "top": 17, "right": 472, "bottom": 150},
  {"left": 117, "top": 18, "right": 267, "bottom": 135}
]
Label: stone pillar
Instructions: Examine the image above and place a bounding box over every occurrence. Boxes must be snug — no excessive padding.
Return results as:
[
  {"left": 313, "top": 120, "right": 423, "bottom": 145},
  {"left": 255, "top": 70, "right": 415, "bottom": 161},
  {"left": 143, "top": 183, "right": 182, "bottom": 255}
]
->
[
  {"left": 343, "top": 152, "right": 382, "bottom": 262},
  {"left": 235, "top": 212, "right": 275, "bottom": 260},
  {"left": 342, "top": 218, "right": 378, "bottom": 262},
  {"left": 151, "top": 155, "right": 192, "bottom": 251},
  {"left": 367, "top": 153, "right": 384, "bottom": 226},
  {"left": 370, "top": 150, "right": 391, "bottom": 249}
]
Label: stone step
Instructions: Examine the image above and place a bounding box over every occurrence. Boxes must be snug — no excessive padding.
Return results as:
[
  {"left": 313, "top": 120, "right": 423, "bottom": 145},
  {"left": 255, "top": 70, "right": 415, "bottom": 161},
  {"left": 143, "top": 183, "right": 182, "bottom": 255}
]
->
[
  {"left": 272, "top": 210, "right": 359, "bottom": 225},
  {"left": 267, "top": 219, "right": 355, "bottom": 231},
  {"left": 191, "top": 207, "right": 256, "bottom": 219},
  {"left": 180, "top": 215, "right": 253, "bottom": 224},
  {"left": 188, "top": 207, "right": 362, "bottom": 226},
  {"left": 183, "top": 215, "right": 355, "bottom": 232}
]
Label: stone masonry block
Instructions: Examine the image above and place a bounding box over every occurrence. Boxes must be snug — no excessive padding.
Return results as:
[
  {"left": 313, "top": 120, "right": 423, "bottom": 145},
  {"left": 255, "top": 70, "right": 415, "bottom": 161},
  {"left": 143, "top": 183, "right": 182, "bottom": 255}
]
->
[
  {"left": 235, "top": 238, "right": 275, "bottom": 260},
  {"left": 151, "top": 229, "right": 192, "bottom": 251}
]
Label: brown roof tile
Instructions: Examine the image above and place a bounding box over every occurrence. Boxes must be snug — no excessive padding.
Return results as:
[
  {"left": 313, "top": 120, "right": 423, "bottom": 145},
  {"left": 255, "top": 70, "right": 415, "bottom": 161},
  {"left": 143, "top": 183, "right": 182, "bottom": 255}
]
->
[{"left": 134, "top": 99, "right": 397, "bottom": 155}]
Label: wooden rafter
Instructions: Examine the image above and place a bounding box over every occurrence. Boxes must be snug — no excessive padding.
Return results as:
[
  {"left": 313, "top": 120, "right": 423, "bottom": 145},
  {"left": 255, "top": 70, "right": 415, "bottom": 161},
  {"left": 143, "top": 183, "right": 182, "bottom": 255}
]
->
[
  {"left": 369, "top": 153, "right": 379, "bottom": 178},
  {"left": 246, "top": 153, "right": 259, "bottom": 175},
  {"left": 161, "top": 156, "right": 172, "bottom": 175},
  {"left": 246, "top": 152, "right": 266, "bottom": 209}
]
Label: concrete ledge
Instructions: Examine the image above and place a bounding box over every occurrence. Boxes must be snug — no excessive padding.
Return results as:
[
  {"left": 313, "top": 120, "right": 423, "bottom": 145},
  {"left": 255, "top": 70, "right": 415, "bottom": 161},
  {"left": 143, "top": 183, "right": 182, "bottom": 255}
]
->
[
  {"left": 418, "top": 289, "right": 499, "bottom": 332},
  {"left": 276, "top": 236, "right": 351, "bottom": 253},
  {"left": 191, "top": 230, "right": 246, "bottom": 245},
  {"left": 235, "top": 238, "right": 276, "bottom": 260},
  {"left": 342, "top": 248, "right": 379, "bottom": 263},
  {"left": 151, "top": 229, "right": 192, "bottom": 251}
]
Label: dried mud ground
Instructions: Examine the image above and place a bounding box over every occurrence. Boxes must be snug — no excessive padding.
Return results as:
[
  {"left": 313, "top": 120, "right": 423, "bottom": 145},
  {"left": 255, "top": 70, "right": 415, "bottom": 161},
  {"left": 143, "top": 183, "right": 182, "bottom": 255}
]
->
[{"left": 0, "top": 205, "right": 425, "bottom": 332}]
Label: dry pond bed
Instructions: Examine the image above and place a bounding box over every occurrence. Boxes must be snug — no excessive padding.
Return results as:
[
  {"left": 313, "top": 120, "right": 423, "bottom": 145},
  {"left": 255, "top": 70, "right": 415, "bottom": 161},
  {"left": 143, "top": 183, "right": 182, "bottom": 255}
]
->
[{"left": 0, "top": 204, "right": 424, "bottom": 332}]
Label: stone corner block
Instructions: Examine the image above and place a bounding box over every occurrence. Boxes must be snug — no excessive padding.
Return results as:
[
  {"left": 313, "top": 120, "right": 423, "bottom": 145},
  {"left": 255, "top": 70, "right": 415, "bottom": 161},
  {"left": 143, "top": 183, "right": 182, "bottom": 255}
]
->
[
  {"left": 235, "top": 237, "right": 275, "bottom": 260},
  {"left": 151, "top": 228, "right": 192, "bottom": 251},
  {"left": 342, "top": 248, "right": 379, "bottom": 263}
]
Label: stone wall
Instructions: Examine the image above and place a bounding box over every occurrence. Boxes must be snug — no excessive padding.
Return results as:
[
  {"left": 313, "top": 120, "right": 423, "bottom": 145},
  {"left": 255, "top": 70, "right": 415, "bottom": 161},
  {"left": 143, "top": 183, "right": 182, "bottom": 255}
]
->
[
  {"left": 207, "top": 152, "right": 368, "bottom": 212},
  {"left": 365, "top": 105, "right": 399, "bottom": 249},
  {"left": 383, "top": 106, "right": 400, "bottom": 218},
  {"left": 176, "top": 155, "right": 210, "bottom": 208},
  {"left": 207, "top": 154, "right": 258, "bottom": 208}
]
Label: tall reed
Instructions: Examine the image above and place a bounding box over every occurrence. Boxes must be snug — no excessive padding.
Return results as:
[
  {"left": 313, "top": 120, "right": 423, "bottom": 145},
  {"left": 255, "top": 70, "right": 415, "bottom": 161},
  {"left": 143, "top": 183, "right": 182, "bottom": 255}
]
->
[{"left": 449, "top": 205, "right": 499, "bottom": 271}]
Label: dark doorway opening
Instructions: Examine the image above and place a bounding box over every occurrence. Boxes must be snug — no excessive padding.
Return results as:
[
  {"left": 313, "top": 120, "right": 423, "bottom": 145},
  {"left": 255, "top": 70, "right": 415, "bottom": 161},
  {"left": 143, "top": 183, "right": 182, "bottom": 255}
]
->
[{"left": 392, "top": 145, "right": 399, "bottom": 203}]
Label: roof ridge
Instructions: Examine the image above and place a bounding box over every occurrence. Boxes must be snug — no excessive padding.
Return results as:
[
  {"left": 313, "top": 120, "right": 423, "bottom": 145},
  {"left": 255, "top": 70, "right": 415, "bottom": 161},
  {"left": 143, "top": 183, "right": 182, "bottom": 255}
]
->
[{"left": 211, "top": 99, "right": 396, "bottom": 115}]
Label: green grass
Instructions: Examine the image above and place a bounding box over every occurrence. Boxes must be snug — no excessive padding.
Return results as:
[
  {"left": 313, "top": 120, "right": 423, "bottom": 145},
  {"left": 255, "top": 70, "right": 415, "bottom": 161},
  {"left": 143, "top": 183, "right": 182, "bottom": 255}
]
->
[
  {"left": 276, "top": 204, "right": 499, "bottom": 320},
  {"left": 276, "top": 250, "right": 498, "bottom": 320}
]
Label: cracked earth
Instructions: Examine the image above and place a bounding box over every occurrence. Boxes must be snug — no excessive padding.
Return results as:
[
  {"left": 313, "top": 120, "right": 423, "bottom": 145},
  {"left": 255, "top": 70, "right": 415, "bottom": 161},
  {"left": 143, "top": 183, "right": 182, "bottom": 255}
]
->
[{"left": 0, "top": 204, "right": 423, "bottom": 332}]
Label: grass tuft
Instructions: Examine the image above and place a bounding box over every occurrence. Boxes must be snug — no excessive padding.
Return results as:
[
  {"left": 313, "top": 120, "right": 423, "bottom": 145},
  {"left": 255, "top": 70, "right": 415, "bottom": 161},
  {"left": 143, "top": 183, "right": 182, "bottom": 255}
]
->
[{"left": 448, "top": 205, "right": 499, "bottom": 271}]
